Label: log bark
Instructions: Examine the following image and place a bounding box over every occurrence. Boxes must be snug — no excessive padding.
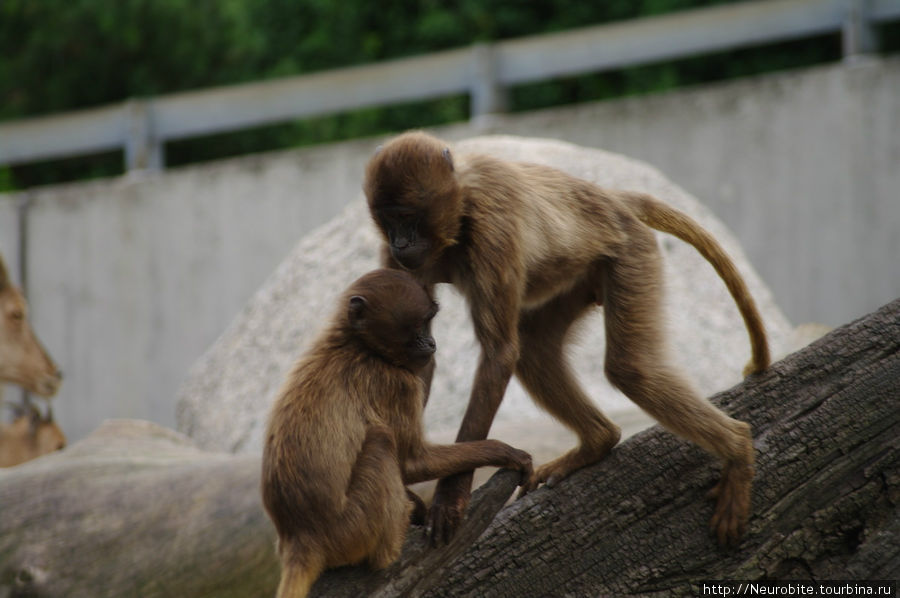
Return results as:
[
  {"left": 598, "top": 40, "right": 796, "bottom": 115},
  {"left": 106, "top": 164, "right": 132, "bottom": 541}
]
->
[
  {"left": 1, "top": 299, "right": 897, "bottom": 598},
  {"left": 0, "top": 421, "right": 280, "bottom": 598},
  {"left": 314, "top": 298, "right": 899, "bottom": 596}
]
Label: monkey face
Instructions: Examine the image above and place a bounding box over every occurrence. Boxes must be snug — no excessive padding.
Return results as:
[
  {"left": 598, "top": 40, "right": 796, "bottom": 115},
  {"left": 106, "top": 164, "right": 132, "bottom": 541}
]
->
[
  {"left": 347, "top": 269, "right": 439, "bottom": 371},
  {"left": 398, "top": 316, "right": 437, "bottom": 370},
  {"left": 374, "top": 206, "right": 432, "bottom": 271},
  {"left": 364, "top": 132, "right": 463, "bottom": 272}
]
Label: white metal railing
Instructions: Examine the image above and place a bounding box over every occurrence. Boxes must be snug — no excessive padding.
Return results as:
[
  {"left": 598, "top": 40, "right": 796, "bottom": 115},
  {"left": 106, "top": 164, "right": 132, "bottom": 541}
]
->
[{"left": 0, "top": 0, "right": 897, "bottom": 172}]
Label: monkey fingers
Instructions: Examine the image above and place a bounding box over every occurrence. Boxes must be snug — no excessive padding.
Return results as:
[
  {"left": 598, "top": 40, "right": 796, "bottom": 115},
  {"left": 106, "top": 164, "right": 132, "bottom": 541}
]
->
[
  {"left": 501, "top": 446, "right": 534, "bottom": 486},
  {"left": 516, "top": 461, "right": 564, "bottom": 497},
  {"left": 707, "top": 461, "right": 753, "bottom": 546}
]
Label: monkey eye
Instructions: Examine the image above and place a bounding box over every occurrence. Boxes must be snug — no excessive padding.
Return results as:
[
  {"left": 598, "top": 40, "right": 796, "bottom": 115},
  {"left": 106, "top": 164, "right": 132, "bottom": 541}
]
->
[{"left": 379, "top": 206, "right": 419, "bottom": 225}]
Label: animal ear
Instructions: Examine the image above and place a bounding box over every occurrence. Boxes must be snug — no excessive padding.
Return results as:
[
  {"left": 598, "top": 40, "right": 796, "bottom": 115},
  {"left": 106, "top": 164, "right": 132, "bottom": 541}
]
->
[
  {"left": 348, "top": 295, "right": 368, "bottom": 328},
  {"left": 441, "top": 147, "right": 454, "bottom": 171}
]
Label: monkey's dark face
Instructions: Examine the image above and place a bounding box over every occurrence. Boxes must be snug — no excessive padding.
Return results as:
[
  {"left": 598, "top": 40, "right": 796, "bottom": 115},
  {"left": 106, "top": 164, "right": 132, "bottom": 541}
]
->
[
  {"left": 347, "top": 269, "right": 439, "bottom": 371},
  {"left": 374, "top": 205, "right": 432, "bottom": 271},
  {"left": 364, "top": 132, "right": 463, "bottom": 272}
]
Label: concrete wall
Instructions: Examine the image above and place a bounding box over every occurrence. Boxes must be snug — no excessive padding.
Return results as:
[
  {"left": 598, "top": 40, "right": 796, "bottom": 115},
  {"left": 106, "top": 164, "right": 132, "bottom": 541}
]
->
[
  {"left": 1, "top": 57, "right": 897, "bottom": 443},
  {"left": 482, "top": 56, "right": 900, "bottom": 328},
  {"left": 0, "top": 139, "right": 379, "bottom": 439}
]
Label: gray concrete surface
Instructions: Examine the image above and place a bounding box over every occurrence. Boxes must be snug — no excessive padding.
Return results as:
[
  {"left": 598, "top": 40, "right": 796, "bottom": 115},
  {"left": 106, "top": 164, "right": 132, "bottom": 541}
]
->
[{"left": 472, "top": 57, "right": 900, "bottom": 327}]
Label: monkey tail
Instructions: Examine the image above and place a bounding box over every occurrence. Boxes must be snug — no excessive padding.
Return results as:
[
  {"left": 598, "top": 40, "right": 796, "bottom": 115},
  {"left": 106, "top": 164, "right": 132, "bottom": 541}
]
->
[
  {"left": 276, "top": 550, "right": 324, "bottom": 598},
  {"left": 626, "top": 192, "right": 770, "bottom": 375}
]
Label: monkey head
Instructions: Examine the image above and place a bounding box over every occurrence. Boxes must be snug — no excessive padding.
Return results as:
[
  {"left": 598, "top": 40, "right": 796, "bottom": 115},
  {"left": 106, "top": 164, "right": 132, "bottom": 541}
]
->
[
  {"left": 345, "top": 269, "right": 438, "bottom": 371},
  {"left": 364, "top": 132, "right": 463, "bottom": 271}
]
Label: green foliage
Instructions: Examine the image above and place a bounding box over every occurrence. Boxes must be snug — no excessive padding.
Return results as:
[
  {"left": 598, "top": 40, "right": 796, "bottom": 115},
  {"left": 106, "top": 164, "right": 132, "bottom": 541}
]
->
[
  {"left": 0, "top": 0, "right": 860, "bottom": 189},
  {"left": 0, "top": 0, "right": 266, "bottom": 118}
]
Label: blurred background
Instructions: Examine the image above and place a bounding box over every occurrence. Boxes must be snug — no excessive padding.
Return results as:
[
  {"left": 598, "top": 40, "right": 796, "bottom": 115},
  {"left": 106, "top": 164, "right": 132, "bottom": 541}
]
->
[{"left": 1, "top": 0, "right": 898, "bottom": 445}]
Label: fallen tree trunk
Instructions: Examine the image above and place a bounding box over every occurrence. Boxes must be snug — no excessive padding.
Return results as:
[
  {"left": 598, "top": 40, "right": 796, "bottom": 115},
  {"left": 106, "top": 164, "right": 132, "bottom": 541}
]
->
[
  {"left": 1, "top": 300, "right": 897, "bottom": 597},
  {"left": 0, "top": 421, "right": 280, "bottom": 598},
  {"left": 313, "top": 298, "right": 899, "bottom": 596}
]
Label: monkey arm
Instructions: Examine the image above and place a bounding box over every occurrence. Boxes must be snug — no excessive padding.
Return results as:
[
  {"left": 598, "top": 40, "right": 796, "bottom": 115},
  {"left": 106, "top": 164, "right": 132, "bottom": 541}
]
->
[
  {"left": 402, "top": 440, "right": 532, "bottom": 485},
  {"left": 429, "top": 286, "right": 522, "bottom": 544},
  {"left": 455, "top": 345, "right": 519, "bottom": 442}
]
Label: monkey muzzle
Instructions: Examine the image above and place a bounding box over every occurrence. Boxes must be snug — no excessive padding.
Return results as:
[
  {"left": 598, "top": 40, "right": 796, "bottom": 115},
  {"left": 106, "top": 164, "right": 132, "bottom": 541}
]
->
[
  {"left": 390, "top": 241, "right": 429, "bottom": 271},
  {"left": 408, "top": 335, "right": 436, "bottom": 369},
  {"left": 416, "top": 336, "right": 436, "bottom": 355}
]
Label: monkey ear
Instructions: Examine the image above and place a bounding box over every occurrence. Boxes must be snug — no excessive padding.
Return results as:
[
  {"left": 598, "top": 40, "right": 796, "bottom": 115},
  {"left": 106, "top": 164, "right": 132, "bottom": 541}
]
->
[
  {"left": 441, "top": 147, "right": 453, "bottom": 171},
  {"left": 348, "top": 295, "right": 368, "bottom": 328}
]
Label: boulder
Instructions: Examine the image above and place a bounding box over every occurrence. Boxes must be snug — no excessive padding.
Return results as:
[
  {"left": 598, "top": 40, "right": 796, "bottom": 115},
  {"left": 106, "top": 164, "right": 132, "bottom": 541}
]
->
[{"left": 176, "top": 136, "right": 795, "bottom": 460}]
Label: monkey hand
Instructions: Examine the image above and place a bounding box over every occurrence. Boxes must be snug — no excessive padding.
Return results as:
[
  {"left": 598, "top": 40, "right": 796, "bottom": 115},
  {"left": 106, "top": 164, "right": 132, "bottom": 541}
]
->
[
  {"left": 502, "top": 446, "right": 534, "bottom": 486},
  {"left": 427, "top": 473, "right": 472, "bottom": 547}
]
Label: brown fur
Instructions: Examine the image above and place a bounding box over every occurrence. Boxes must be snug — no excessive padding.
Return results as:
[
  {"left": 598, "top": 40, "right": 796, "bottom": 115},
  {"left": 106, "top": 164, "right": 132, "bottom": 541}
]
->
[
  {"left": 364, "top": 132, "right": 770, "bottom": 546},
  {"left": 0, "top": 402, "right": 66, "bottom": 467},
  {"left": 261, "top": 269, "right": 532, "bottom": 598},
  {"left": 0, "top": 254, "right": 62, "bottom": 397}
]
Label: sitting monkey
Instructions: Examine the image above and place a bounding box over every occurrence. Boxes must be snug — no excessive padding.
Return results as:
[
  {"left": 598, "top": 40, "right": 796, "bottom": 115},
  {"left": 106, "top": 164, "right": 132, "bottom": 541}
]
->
[{"left": 261, "top": 268, "right": 532, "bottom": 598}]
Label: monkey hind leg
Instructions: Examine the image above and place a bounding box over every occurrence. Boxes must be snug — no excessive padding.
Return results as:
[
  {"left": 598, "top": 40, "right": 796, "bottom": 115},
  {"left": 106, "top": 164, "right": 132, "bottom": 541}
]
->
[
  {"left": 517, "top": 294, "right": 621, "bottom": 493},
  {"left": 517, "top": 360, "right": 621, "bottom": 492},
  {"left": 331, "top": 425, "right": 410, "bottom": 569},
  {"left": 366, "top": 482, "right": 412, "bottom": 570},
  {"left": 602, "top": 237, "right": 754, "bottom": 544}
]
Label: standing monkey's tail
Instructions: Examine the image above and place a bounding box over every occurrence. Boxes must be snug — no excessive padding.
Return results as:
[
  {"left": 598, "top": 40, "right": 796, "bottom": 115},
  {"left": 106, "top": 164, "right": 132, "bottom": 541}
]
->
[{"left": 625, "top": 192, "right": 771, "bottom": 376}]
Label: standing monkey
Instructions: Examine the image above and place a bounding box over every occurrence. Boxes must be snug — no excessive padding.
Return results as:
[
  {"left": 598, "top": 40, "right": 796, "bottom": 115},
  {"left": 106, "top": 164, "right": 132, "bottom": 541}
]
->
[
  {"left": 261, "top": 269, "right": 532, "bottom": 598},
  {"left": 364, "top": 132, "right": 770, "bottom": 546}
]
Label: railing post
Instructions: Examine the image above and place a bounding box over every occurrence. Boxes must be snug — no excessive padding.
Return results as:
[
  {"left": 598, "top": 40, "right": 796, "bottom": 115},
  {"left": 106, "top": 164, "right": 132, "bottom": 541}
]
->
[
  {"left": 15, "top": 192, "right": 32, "bottom": 406},
  {"left": 842, "top": 0, "right": 877, "bottom": 60},
  {"left": 469, "top": 43, "right": 508, "bottom": 122},
  {"left": 124, "top": 99, "right": 164, "bottom": 172}
]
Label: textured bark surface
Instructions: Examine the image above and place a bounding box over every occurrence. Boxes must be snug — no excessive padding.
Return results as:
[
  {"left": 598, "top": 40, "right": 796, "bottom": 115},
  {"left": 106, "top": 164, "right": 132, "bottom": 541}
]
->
[{"left": 0, "top": 300, "right": 896, "bottom": 598}]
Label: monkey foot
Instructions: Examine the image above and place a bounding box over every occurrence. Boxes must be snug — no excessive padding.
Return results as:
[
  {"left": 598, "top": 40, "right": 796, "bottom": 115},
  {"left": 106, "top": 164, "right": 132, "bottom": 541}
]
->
[
  {"left": 427, "top": 476, "right": 472, "bottom": 546},
  {"left": 518, "top": 443, "right": 612, "bottom": 497},
  {"left": 406, "top": 489, "right": 427, "bottom": 526},
  {"left": 708, "top": 461, "right": 753, "bottom": 546}
]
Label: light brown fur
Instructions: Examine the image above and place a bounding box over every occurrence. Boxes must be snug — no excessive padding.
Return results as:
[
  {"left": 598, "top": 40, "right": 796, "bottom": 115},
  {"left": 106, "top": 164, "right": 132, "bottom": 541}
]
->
[
  {"left": 0, "top": 402, "right": 66, "bottom": 467},
  {"left": 364, "top": 132, "right": 770, "bottom": 546},
  {"left": 0, "top": 254, "right": 62, "bottom": 398},
  {"left": 261, "top": 269, "right": 532, "bottom": 598}
]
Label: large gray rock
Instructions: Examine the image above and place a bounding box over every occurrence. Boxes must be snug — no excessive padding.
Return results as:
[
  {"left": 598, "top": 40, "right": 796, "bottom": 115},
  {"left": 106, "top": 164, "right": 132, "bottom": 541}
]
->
[{"left": 176, "top": 135, "right": 794, "bottom": 459}]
